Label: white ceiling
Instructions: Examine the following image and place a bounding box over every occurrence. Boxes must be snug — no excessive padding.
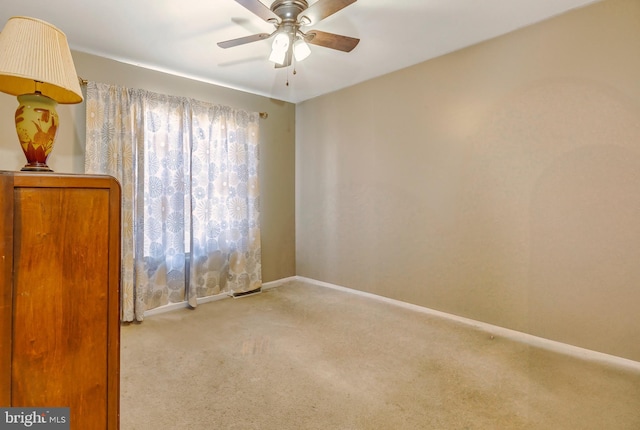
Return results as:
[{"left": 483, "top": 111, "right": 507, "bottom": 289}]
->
[{"left": 1, "top": 0, "right": 599, "bottom": 104}]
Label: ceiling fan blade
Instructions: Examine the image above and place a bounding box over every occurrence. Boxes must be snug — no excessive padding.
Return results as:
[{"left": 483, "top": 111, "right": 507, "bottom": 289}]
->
[
  {"left": 217, "top": 33, "right": 271, "bottom": 49},
  {"left": 305, "top": 30, "right": 359, "bottom": 52},
  {"left": 235, "top": 0, "right": 279, "bottom": 23},
  {"left": 300, "top": 0, "right": 357, "bottom": 25}
]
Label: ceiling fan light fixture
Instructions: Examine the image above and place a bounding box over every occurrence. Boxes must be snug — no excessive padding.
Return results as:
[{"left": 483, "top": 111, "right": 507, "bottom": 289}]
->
[
  {"left": 269, "top": 49, "right": 286, "bottom": 65},
  {"left": 269, "top": 32, "right": 290, "bottom": 65},
  {"left": 293, "top": 38, "right": 311, "bottom": 62}
]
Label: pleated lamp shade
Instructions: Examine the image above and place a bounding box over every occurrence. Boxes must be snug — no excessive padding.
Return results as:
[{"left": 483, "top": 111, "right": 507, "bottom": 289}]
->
[{"left": 0, "top": 16, "right": 82, "bottom": 104}]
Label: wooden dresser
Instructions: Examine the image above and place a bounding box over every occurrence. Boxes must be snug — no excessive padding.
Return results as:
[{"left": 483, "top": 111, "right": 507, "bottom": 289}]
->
[{"left": 0, "top": 171, "right": 121, "bottom": 430}]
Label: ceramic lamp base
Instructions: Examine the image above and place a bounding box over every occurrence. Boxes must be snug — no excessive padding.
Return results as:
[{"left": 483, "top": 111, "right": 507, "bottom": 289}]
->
[
  {"left": 15, "top": 92, "right": 58, "bottom": 172},
  {"left": 20, "top": 163, "right": 53, "bottom": 172}
]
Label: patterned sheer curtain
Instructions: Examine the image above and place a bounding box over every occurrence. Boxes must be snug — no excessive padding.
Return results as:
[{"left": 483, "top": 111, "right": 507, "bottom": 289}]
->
[{"left": 84, "top": 81, "right": 261, "bottom": 322}]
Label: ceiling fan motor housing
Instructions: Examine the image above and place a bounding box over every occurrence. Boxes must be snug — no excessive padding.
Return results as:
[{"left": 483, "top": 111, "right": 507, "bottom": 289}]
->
[{"left": 271, "top": 0, "right": 309, "bottom": 21}]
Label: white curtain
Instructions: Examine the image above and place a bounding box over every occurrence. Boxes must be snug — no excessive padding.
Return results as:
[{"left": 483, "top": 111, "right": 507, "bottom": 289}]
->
[{"left": 84, "top": 81, "right": 261, "bottom": 322}]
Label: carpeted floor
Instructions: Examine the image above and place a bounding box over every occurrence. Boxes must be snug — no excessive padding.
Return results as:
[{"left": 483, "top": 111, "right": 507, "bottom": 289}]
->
[{"left": 120, "top": 280, "right": 640, "bottom": 429}]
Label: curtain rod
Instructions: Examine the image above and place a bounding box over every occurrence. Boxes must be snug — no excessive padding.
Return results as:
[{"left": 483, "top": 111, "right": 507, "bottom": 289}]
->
[{"left": 78, "top": 76, "right": 269, "bottom": 119}]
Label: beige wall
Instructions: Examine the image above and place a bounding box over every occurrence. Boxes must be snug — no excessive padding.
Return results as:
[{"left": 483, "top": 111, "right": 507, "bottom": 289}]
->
[
  {"left": 296, "top": 0, "right": 640, "bottom": 361},
  {"left": 0, "top": 51, "right": 296, "bottom": 283}
]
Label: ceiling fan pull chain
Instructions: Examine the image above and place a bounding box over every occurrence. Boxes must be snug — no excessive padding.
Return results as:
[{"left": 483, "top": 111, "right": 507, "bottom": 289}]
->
[{"left": 292, "top": 52, "right": 297, "bottom": 75}]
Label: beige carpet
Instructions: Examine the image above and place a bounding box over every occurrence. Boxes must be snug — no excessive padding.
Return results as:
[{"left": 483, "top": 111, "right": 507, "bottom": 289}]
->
[{"left": 120, "top": 279, "right": 640, "bottom": 429}]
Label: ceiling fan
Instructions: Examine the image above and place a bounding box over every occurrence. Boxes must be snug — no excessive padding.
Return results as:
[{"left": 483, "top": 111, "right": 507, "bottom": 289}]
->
[{"left": 217, "top": 0, "right": 360, "bottom": 68}]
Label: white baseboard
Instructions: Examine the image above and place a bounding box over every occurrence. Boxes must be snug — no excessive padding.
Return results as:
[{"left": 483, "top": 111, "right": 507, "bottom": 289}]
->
[
  {"left": 293, "top": 276, "right": 640, "bottom": 372},
  {"left": 142, "top": 292, "right": 229, "bottom": 317},
  {"left": 143, "top": 276, "right": 298, "bottom": 318},
  {"left": 262, "top": 276, "right": 299, "bottom": 290}
]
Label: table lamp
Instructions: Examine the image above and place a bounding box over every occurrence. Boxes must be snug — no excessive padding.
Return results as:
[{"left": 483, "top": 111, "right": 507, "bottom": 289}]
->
[{"left": 0, "top": 16, "right": 83, "bottom": 172}]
